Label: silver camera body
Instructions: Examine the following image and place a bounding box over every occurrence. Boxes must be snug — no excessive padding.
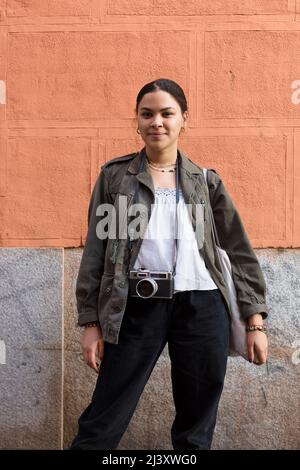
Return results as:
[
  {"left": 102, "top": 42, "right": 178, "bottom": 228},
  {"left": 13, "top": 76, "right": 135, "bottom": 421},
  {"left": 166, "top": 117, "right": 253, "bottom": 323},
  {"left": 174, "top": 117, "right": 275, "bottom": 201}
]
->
[{"left": 129, "top": 268, "right": 174, "bottom": 299}]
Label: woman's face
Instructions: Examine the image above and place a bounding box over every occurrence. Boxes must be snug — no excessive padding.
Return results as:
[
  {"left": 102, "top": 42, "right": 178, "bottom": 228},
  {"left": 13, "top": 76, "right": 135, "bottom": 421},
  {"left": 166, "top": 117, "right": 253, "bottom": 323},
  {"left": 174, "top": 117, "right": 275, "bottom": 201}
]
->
[{"left": 136, "top": 90, "right": 187, "bottom": 153}]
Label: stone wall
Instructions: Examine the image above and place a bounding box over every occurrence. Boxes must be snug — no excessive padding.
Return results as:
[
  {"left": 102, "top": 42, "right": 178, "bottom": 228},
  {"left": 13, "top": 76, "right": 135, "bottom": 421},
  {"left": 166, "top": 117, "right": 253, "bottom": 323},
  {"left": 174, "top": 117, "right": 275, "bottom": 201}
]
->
[{"left": 1, "top": 248, "right": 299, "bottom": 449}]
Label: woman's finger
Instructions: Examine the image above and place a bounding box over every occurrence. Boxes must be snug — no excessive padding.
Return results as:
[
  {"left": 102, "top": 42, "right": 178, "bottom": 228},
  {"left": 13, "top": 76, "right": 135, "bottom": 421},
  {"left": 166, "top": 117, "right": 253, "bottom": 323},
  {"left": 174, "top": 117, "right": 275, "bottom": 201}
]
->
[
  {"left": 87, "top": 351, "right": 99, "bottom": 373},
  {"left": 83, "top": 347, "right": 99, "bottom": 373}
]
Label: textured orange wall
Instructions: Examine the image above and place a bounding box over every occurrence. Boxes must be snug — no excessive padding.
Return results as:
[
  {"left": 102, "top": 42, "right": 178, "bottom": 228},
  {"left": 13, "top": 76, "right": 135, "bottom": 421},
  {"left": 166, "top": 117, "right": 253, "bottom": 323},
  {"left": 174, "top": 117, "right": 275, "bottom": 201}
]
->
[{"left": 0, "top": 0, "right": 299, "bottom": 247}]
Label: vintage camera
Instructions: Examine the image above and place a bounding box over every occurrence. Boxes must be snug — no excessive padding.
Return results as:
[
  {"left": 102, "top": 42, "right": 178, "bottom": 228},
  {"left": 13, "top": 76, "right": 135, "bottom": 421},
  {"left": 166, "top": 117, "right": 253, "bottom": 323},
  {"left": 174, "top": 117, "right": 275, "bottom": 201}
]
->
[{"left": 129, "top": 268, "right": 174, "bottom": 299}]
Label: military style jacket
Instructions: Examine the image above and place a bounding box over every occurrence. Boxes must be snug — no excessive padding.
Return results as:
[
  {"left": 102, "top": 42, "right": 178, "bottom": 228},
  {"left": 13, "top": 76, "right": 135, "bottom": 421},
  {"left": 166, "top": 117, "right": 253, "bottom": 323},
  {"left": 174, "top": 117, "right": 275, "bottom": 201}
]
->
[{"left": 76, "top": 146, "right": 268, "bottom": 344}]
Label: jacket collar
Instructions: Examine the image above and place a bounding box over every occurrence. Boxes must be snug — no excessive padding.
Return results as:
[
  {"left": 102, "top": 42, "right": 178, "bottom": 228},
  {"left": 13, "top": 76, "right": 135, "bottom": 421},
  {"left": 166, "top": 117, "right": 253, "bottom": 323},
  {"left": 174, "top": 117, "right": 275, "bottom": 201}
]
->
[
  {"left": 127, "top": 146, "right": 202, "bottom": 176},
  {"left": 127, "top": 146, "right": 204, "bottom": 203}
]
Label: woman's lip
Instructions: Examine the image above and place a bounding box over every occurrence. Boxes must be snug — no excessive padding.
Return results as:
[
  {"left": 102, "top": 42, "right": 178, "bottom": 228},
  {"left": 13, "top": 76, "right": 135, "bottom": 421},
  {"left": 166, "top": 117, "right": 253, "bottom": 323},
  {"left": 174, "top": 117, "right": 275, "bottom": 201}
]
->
[{"left": 148, "top": 133, "right": 166, "bottom": 136}]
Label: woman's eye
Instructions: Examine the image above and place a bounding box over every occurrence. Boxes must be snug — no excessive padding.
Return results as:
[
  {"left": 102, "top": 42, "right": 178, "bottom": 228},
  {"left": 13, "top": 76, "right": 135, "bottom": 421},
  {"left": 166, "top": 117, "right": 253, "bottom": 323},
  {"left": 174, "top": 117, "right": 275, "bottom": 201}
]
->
[{"left": 141, "top": 112, "right": 172, "bottom": 117}]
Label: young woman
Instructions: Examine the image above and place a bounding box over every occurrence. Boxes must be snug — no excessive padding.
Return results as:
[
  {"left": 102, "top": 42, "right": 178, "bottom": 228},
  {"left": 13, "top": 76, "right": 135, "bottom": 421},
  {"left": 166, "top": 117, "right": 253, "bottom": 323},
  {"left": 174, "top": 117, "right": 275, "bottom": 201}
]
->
[{"left": 69, "top": 78, "right": 268, "bottom": 450}]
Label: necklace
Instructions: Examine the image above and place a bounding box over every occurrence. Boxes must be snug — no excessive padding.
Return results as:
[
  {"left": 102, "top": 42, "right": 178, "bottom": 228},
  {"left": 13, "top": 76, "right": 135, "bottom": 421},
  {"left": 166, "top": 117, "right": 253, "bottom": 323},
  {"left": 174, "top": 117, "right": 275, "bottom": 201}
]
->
[
  {"left": 146, "top": 158, "right": 177, "bottom": 173},
  {"left": 147, "top": 162, "right": 176, "bottom": 173}
]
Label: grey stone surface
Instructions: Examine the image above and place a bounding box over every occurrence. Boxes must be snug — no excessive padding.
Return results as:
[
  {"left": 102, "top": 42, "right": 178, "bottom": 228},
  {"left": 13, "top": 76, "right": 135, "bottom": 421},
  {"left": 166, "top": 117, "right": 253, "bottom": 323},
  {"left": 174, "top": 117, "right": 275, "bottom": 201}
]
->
[
  {"left": 0, "top": 346, "right": 62, "bottom": 449},
  {"left": 63, "top": 248, "right": 82, "bottom": 352},
  {"left": 2, "top": 247, "right": 299, "bottom": 449},
  {"left": 0, "top": 248, "right": 63, "bottom": 449},
  {"left": 0, "top": 248, "right": 63, "bottom": 349},
  {"left": 214, "top": 357, "right": 300, "bottom": 449}
]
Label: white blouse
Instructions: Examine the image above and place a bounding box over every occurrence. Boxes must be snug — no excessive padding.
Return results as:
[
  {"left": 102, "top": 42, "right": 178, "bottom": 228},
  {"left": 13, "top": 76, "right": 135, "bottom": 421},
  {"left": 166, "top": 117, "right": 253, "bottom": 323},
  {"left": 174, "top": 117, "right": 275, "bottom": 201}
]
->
[{"left": 133, "top": 187, "right": 218, "bottom": 292}]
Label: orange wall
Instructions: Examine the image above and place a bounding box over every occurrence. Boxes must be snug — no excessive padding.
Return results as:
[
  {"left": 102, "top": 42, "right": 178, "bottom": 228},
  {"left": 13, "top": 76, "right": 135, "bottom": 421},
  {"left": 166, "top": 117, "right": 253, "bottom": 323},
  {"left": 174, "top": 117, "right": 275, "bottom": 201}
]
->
[{"left": 0, "top": 0, "right": 299, "bottom": 248}]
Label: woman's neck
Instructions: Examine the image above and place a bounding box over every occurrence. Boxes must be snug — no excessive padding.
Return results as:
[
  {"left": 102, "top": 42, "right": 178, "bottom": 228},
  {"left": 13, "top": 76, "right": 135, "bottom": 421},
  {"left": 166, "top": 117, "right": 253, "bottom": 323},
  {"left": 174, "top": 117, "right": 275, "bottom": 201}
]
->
[{"left": 145, "top": 146, "right": 178, "bottom": 166}]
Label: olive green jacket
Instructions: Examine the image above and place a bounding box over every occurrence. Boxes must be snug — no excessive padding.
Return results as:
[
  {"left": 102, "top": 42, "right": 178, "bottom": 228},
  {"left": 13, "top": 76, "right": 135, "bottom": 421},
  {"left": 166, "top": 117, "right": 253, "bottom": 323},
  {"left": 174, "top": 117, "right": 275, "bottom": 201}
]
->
[{"left": 76, "top": 146, "right": 268, "bottom": 344}]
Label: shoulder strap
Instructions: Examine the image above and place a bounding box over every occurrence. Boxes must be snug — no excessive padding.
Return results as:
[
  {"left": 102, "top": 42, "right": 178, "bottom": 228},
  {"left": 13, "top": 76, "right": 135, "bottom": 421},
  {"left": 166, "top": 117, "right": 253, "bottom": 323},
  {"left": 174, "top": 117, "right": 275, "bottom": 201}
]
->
[{"left": 202, "top": 168, "right": 221, "bottom": 248}]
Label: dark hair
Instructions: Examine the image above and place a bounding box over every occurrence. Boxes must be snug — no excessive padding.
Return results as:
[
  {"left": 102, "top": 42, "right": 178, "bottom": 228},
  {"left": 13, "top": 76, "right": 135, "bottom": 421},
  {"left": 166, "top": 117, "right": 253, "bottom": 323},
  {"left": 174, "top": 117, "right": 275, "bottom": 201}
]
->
[{"left": 135, "top": 78, "right": 188, "bottom": 115}]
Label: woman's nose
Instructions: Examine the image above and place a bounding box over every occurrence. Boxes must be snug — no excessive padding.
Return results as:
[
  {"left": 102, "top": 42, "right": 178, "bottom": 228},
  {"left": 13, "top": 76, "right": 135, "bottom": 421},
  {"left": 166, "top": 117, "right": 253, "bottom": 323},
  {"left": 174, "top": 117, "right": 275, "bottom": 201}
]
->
[{"left": 151, "top": 118, "right": 163, "bottom": 127}]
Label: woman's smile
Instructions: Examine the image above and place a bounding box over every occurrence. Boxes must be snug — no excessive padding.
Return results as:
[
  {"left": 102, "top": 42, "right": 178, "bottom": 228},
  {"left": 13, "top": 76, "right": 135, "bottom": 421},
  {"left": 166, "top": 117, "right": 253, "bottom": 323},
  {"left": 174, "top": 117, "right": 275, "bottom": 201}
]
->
[{"left": 148, "top": 133, "right": 167, "bottom": 139}]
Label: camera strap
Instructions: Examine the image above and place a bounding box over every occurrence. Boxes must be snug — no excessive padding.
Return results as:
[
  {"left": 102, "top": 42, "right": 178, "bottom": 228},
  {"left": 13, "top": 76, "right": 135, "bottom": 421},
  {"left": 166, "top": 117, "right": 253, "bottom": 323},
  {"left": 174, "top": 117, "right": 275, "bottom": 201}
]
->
[
  {"left": 172, "top": 156, "right": 179, "bottom": 277},
  {"left": 128, "top": 148, "right": 180, "bottom": 278}
]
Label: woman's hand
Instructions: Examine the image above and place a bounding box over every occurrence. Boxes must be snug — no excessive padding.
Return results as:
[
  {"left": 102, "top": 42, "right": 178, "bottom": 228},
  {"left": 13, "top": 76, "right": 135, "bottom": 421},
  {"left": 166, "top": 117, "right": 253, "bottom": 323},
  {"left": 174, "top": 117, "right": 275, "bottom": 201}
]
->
[
  {"left": 247, "top": 331, "right": 268, "bottom": 365},
  {"left": 81, "top": 326, "right": 104, "bottom": 374}
]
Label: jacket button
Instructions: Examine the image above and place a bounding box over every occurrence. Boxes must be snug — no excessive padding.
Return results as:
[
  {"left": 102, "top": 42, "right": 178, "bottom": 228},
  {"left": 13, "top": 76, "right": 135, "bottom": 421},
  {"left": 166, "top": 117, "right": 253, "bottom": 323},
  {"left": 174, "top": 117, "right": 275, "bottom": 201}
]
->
[
  {"left": 113, "top": 305, "right": 122, "bottom": 312},
  {"left": 119, "top": 282, "right": 125, "bottom": 288},
  {"left": 105, "top": 287, "right": 111, "bottom": 295}
]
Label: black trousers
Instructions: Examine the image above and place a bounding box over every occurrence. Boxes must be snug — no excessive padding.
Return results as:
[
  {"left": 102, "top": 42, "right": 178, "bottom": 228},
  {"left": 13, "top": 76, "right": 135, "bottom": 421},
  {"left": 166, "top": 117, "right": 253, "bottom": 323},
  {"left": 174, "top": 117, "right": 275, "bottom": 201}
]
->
[{"left": 69, "top": 289, "right": 230, "bottom": 450}]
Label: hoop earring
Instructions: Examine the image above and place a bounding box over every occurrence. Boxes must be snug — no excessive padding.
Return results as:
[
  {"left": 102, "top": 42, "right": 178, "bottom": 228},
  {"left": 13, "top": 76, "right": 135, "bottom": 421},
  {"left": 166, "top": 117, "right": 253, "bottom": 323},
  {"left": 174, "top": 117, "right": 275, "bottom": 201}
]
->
[
  {"left": 181, "top": 127, "right": 185, "bottom": 133},
  {"left": 136, "top": 128, "right": 141, "bottom": 134}
]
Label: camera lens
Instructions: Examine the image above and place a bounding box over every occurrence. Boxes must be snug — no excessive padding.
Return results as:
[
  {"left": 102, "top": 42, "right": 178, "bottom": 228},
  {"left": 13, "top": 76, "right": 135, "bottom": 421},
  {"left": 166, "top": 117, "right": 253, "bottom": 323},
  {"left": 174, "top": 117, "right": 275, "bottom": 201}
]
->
[{"left": 136, "top": 278, "right": 158, "bottom": 298}]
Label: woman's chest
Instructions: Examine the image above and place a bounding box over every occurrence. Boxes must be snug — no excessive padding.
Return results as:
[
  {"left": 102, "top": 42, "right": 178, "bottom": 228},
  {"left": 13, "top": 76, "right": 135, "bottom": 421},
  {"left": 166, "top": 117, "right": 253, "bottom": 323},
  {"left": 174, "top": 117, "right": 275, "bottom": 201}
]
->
[{"left": 150, "top": 169, "right": 176, "bottom": 189}]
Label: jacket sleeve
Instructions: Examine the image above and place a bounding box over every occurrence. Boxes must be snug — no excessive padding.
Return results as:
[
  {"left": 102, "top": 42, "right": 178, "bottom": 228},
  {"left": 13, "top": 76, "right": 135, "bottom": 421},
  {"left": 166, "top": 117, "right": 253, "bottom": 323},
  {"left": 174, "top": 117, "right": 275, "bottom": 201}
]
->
[
  {"left": 75, "top": 167, "right": 110, "bottom": 326},
  {"left": 207, "top": 169, "right": 268, "bottom": 321}
]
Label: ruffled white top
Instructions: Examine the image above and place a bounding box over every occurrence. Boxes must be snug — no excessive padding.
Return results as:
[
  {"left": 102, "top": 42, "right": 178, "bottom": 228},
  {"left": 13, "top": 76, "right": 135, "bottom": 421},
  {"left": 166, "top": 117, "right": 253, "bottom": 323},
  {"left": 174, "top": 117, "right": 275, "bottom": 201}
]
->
[{"left": 133, "top": 187, "right": 218, "bottom": 292}]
